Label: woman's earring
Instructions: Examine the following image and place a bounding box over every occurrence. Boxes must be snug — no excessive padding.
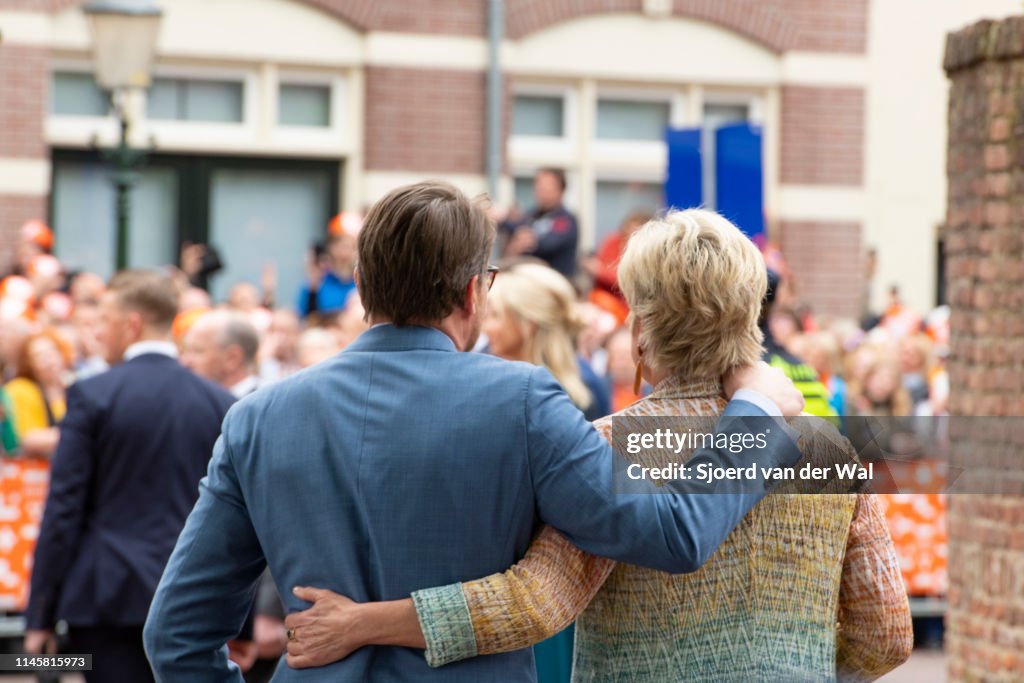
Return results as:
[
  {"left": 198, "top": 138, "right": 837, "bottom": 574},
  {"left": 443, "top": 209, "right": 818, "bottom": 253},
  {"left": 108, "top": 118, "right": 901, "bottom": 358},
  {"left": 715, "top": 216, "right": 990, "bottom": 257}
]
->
[{"left": 633, "top": 349, "right": 644, "bottom": 395}]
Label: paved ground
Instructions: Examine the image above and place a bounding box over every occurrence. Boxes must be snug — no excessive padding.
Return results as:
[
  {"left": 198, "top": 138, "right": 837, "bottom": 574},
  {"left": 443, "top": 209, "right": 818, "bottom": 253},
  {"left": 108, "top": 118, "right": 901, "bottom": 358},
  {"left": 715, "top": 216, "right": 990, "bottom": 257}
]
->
[{"left": 879, "top": 649, "right": 947, "bottom": 682}]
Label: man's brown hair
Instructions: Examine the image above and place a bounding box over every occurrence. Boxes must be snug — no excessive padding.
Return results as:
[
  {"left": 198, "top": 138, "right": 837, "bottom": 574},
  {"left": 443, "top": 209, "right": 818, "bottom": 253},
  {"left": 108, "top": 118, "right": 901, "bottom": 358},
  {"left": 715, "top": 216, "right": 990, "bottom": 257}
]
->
[
  {"left": 357, "top": 181, "right": 495, "bottom": 326},
  {"left": 107, "top": 269, "right": 179, "bottom": 329}
]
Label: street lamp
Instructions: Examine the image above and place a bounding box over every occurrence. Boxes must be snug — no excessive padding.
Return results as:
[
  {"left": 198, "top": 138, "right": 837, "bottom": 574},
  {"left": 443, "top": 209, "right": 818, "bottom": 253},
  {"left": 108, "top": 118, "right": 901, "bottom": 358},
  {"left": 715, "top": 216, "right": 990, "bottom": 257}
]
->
[{"left": 83, "top": 0, "right": 163, "bottom": 271}]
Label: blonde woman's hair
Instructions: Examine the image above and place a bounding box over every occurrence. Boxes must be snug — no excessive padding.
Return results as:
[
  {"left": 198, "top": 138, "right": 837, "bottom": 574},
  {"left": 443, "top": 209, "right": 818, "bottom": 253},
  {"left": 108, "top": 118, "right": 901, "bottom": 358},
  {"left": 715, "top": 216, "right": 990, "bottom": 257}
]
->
[
  {"left": 491, "top": 263, "right": 592, "bottom": 410},
  {"left": 617, "top": 209, "right": 766, "bottom": 381}
]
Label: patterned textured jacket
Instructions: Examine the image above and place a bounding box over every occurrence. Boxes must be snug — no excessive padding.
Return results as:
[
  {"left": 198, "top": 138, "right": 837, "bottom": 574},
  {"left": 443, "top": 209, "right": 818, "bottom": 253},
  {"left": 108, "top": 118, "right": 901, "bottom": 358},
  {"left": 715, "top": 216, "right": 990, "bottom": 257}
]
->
[{"left": 412, "top": 376, "right": 913, "bottom": 682}]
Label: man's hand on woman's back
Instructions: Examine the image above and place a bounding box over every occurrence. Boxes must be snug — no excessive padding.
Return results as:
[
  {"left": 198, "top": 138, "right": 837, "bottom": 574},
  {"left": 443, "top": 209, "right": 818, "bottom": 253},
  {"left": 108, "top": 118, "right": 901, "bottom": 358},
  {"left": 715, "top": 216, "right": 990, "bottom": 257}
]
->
[{"left": 724, "top": 361, "right": 805, "bottom": 417}]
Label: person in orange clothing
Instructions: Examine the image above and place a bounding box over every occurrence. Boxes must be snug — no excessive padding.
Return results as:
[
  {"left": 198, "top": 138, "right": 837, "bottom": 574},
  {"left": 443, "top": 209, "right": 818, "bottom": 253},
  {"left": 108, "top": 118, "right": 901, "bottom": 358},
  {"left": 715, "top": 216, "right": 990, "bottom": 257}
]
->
[{"left": 583, "top": 211, "right": 652, "bottom": 324}]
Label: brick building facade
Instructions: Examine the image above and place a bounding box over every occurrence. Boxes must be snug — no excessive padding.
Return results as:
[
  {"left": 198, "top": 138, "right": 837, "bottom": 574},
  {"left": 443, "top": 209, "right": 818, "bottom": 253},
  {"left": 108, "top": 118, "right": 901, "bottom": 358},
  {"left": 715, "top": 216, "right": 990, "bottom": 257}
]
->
[
  {"left": 4, "top": 0, "right": 1014, "bottom": 321},
  {"left": 944, "top": 17, "right": 1024, "bottom": 681},
  {"left": 0, "top": 0, "right": 876, "bottom": 315}
]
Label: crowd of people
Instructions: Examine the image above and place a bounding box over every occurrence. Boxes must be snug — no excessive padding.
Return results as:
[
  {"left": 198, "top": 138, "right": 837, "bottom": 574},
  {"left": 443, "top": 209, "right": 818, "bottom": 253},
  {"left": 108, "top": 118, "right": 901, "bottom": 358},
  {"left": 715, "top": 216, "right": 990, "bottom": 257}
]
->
[{"left": 0, "top": 170, "right": 948, "bottom": 681}]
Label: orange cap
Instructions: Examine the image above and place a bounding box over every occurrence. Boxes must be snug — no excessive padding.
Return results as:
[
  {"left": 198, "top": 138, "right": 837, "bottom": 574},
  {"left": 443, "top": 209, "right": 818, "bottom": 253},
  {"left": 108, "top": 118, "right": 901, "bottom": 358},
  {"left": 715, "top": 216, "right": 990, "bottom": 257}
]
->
[
  {"left": 328, "top": 212, "right": 362, "bottom": 238},
  {"left": 173, "top": 307, "right": 210, "bottom": 342},
  {"left": 20, "top": 219, "right": 54, "bottom": 251}
]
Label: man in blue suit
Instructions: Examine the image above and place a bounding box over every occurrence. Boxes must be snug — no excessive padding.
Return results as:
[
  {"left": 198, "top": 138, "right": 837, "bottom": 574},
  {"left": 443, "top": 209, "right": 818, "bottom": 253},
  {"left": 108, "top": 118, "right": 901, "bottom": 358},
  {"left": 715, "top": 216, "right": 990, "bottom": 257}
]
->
[
  {"left": 24, "top": 270, "right": 238, "bottom": 683},
  {"left": 145, "top": 182, "right": 805, "bottom": 682}
]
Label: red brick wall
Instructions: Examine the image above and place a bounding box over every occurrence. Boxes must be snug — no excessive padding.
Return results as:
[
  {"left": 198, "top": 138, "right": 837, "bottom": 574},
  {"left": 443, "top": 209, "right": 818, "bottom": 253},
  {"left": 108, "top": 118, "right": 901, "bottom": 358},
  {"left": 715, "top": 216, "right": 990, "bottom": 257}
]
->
[
  {"left": 0, "top": 44, "right": 49, "bottom": 159},
  {"left": 507, "top": 0, "right": 793, "bottom": 49},
  {"left": 34, "top": 0, "right": 484, "bottom": 35},
  {"left": 506, "top": 0, "right": 867, "bottom": 53},
  {"left": 364, "top": 67, "right": 486, "bottom": 174},
  {"left": 0, "top": 41, "right": 50, "bottom": 267},
  {"left": 778, "top": 220, "right": 864, "bottom": 318},
  {"left": 760, "top": 0, "right": 868, "bottom": 53},
  {"left": 944, "top": 18, "right": 1024, "bottom": 680},
  {"left": 0, "top": 194, "right": 47, "bottom": 271},
  {"left": 306, "top": 0, "right": 486, "bottom": 35},
  {"left": 780, "top": 86, "right": 865, "bottom": 186}
]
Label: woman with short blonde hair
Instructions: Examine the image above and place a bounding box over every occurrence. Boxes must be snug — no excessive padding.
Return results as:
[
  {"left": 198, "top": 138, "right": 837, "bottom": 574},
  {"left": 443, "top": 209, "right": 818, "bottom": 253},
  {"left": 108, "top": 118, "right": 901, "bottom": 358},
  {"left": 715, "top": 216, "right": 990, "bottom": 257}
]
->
[{"left": 617, "top": 210, "right": 765, "bottom": 381}]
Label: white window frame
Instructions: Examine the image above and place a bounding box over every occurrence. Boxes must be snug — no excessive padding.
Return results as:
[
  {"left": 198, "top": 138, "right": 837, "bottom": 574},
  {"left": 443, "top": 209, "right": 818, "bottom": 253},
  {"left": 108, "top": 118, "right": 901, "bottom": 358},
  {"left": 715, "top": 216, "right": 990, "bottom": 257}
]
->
[
  {"left": 48, "top": 64, "right": 110, "bottom": 118},
  {"left": 701, "top": 89, "right": 764, "bottom": 125},
  {"left": 508, "top": 83, "right": 577, "bottom": 166},
  {"left": 46, "top": 59, "right": 121, "bottom": 146},
  {"left": 592, "top": 86, "right": 682, "bottom": 172},
  {"left": 138, "top": 64, "right": 257, "bottom": 149},
  {"left": 272, "top": 69, "right": 348, "bottom": 152}
]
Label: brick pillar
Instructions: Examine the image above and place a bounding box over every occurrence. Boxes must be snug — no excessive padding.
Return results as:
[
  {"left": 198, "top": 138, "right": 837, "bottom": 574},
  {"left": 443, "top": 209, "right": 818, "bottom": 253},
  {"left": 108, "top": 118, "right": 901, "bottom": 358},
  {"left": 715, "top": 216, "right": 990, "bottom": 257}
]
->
[
  {"left": 944, "top": 17, "right": 1024, "bottom": 682},
  {"left": 0, "top": 41, "right": 50, "bottom": 271}
]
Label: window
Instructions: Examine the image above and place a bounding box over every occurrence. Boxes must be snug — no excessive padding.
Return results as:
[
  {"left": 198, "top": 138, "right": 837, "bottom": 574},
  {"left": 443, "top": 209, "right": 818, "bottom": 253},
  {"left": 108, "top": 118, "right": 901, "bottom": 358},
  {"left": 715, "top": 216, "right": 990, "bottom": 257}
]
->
[
  {"left": 148, "top": 78, "right": 244, "bottom": 123},
  {"left": 703, "top": 103, "right": 749, "bottom": 129},
  {"left": 279, "top": 84, "right": 331, "bottom": 127},
  {"left": 209, "top": 168, "right": 330, "bottom": 303},
  {"left": 596, "top": 99, "right": 669, "bottom": 141},
  {"left": 513, "top": 176, "right": 535, "bottom": 213},
  {"left": 51, "top": 72, "right": 108, "bottom": 117},
  {"left": 702, "top": 102, "right": 752, "bottom": 208},
  {"left": 595, "top": 181, "right": 662, "bottom": 246},
  {"left": 52, "top": 161, "right": 178, "bottom": 277},
  {"left": 51, "top": 151, "right": 339, "bottom": 298},
  {"left": 512, "top": 95, "right": 564, "bottom": 137}
]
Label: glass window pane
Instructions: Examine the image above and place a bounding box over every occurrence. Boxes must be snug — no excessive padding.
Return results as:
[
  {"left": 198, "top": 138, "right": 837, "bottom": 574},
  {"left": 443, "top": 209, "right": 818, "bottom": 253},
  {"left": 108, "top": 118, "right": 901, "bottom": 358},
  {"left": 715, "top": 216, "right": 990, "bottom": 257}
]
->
[
  {"left": 702, "top": 103, "right": 750, "bottom": 208},
  {"left": 703, "top": 103, "right": 749, "bottom": 130},
  {"left": 184, "top": 80, "right": 243, "bottom": 123},
  {"left": 129, "top": 168, "right": 179, "bottom": 269},
  {"left": 596, "top": 99, "right": 669, "bottom": 141},
  {"left": 51, "top": 72, "right": 108, "bottom": 117},
  {"left": 512, "top": 96, "right": 564, "bottom": 137},
  {"left": 279, "top": 84, "right": 330, "bottom": 127},
  {"left": 148, "top": 78, "right": 184, "bottom": 120},
  {"left": 53, "top": 162, "right": 116, "bottom": 277},
  {"left": 594, "top": 181, "right": 662, "bottom": 246},
  {"left": 53, "top": 161, "right": 177, "bottom": 278},
  {"left": 513, "top": 176, "right": 534, "bottom": 213},
  {"left": 209, "top": 168, "right": 330, "bottom": 305}
]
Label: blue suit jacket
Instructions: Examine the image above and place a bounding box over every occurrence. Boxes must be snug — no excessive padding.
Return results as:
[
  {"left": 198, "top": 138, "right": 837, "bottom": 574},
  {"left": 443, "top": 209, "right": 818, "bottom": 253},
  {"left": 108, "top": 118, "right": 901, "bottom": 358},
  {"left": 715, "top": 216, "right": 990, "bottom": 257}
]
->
[
  {"left": 27, "top": 353, "right": 236, "bottom": 629},
  {"left": 145, "top": 325, "right": 800, "bottom": 682}
]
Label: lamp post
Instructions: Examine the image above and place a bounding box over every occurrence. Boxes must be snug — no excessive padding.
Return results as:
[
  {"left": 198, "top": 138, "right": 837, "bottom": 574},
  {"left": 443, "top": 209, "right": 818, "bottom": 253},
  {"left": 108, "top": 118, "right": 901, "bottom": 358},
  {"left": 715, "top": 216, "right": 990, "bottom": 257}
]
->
[{"left": 83, "top": 0, "right": 162, "bottom": 271}]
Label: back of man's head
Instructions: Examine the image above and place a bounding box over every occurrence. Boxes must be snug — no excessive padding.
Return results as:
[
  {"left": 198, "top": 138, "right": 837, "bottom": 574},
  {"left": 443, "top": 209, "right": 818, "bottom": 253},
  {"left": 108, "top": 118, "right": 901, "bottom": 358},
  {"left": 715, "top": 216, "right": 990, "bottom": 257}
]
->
[
  {"left": 218, "top": 312, "right": 260, "bottom": 369},
  {"left": 107, "top": 269, "right": 179, "bottom": 332},
  {"left": 357, "top": 181, "right": 495, "bottom": 326}
]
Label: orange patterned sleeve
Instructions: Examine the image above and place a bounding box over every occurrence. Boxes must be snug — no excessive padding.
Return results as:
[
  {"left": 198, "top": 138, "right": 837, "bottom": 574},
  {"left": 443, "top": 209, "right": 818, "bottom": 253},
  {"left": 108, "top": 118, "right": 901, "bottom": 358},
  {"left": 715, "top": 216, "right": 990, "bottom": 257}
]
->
[
  {"left": 463, "top": 524, "right": 616, "bottom": 656},
  {"left": 836, "top": 493, "right": 914, "bottom": 681}
]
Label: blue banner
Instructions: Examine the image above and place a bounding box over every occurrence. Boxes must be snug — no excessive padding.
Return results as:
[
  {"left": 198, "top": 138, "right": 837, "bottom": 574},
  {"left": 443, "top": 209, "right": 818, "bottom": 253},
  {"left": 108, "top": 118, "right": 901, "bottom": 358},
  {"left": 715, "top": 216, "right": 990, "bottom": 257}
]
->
[
  {"left": 715, "top": 123, "right": 764, "bottom": 240},
  {"left": 664, "top": 128, "right": 702, "bottom": 211}
]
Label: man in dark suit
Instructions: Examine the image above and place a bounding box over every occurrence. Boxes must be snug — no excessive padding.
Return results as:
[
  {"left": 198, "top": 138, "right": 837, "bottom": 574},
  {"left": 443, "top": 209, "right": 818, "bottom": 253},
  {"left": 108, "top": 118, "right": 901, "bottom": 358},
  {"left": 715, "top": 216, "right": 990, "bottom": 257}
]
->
[{"left": 24, "top": 269, "right": 237, "bottom": 683}]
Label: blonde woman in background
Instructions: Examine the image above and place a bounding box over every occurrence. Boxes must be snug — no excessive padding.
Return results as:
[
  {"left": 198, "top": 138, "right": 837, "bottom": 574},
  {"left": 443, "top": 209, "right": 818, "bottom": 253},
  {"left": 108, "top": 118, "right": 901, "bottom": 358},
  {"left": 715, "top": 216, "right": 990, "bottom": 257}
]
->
[
  {"left": 479, "top": 261, "right": 610, "bottom": 681},
  {"left": 483, "top": 262, "right": 610, "bottom": 422},
  {"left": 287, "top": 209, "right": 913, "bottom": 682}
]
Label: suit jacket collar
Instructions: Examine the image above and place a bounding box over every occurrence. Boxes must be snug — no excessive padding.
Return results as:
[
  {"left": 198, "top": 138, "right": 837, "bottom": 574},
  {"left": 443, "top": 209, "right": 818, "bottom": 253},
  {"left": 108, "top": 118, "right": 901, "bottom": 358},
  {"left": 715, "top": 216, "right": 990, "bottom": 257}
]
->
[{"left": 346, "top": 324, "right": 458, "bottom": 353}]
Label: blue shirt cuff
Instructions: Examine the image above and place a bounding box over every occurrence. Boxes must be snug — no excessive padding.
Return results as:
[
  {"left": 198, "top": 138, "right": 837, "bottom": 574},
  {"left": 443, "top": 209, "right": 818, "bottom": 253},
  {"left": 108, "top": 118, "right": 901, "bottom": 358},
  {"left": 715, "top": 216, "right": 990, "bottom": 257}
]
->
[{"left": 732, "top": 389, "right": 782, "bottom": 417}]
